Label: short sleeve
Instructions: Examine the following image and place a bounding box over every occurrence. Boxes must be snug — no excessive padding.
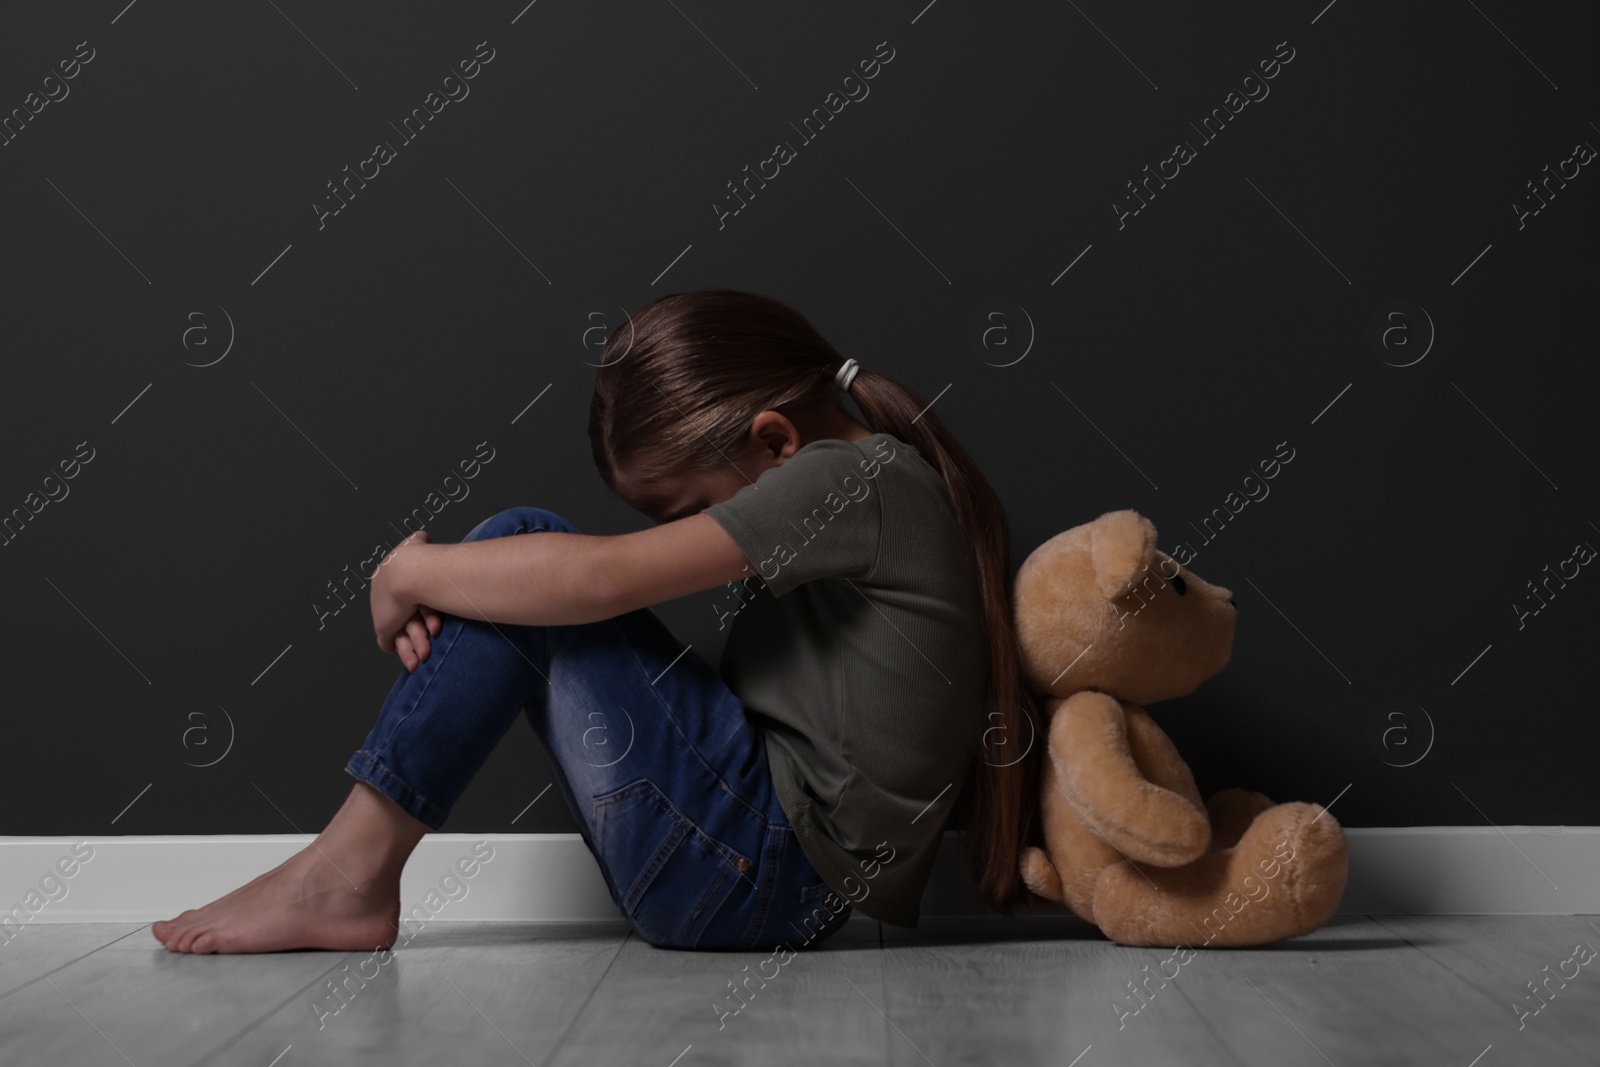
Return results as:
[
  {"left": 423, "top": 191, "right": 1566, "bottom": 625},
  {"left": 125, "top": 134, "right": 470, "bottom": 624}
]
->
[{"left": 703, "top": 438, "right": 884, "bottom": 597}]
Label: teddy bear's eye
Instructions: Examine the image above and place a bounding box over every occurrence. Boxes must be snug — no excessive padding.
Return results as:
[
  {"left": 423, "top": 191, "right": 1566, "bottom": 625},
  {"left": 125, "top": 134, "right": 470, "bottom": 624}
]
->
[{"left": 1169, "top": 573, "right": 1188, "bottom": 596}]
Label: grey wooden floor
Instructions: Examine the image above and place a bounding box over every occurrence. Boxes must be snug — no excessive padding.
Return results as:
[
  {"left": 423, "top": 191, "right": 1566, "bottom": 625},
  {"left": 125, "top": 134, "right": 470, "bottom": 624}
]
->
[{"left": 1, "top": 914, "right": 1596, "bottom": 1065}]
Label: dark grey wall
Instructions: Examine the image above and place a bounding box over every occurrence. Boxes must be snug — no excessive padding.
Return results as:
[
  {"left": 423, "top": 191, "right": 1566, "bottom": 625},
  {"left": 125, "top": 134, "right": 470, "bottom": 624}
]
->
[{"left": 3, "top": 1, "right": 1594, "bottom": 839}]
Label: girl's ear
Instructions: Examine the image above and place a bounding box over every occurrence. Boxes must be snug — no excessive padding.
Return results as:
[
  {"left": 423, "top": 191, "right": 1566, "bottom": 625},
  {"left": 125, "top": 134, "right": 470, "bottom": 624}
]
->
[{"left": 748, "top": 409, "right": 806, "bottom": 464}]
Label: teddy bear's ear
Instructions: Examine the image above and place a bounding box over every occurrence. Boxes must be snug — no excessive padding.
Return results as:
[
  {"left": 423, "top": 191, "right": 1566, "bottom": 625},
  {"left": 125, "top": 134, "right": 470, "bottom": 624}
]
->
[{"left": 1088, "top": 510, "right": 1159, "bottom": 601}]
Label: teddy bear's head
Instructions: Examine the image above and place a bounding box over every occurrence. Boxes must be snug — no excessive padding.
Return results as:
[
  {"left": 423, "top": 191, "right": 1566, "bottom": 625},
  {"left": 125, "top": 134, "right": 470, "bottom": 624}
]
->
[{"left": 1014, "top": 510, "right": 1237, "bottom": 706}]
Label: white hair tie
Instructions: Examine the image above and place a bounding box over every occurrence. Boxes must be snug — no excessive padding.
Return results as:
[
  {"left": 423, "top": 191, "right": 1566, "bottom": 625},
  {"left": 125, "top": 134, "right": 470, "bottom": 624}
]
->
[{"left": 833, "top": 358, "right": 861, "bottom": 391}]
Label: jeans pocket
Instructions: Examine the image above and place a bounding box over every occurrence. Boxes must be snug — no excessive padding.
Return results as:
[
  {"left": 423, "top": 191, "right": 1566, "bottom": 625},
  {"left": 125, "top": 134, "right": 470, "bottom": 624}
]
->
[{"left": 591, "top": 779, "right": 750, "bottom": 948}]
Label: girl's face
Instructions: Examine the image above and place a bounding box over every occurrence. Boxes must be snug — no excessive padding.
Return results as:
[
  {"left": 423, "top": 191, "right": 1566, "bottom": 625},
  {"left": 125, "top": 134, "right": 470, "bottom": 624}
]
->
[
  {"left": 634, "top": 407, "right": 857, "bottom": 524},
  {"left": 646, "top": 460, "right": 769, "bottom": 525}
]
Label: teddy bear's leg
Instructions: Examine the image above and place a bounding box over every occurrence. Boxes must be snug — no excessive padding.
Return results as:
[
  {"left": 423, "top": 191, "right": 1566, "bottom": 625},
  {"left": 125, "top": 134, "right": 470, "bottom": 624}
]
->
[
  {"left": 1020, "top": 847, "right": 1064, "bottom": 903},
  {"left": 1051, "top": 692, "right": 1211, "bottom": 867},
  {"left": 1205, "top": 788, "right": 1277, "bottom": 851},
  {"left": 1090, "top": 802, "right": 1349, "bottom": 948},
  {"left": 1030, "top": 745, "right": 1123, "bottom": 924}
]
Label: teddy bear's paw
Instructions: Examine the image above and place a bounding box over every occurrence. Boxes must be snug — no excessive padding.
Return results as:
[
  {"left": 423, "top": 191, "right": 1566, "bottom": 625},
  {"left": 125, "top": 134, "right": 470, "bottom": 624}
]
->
[
  {"left": 1261, "top": 801, "right": 1350, "bottom": 935},
  {"left": 1205, "top": 788, "right": 1277, "bottom": 852},
  {"left": 1089, "top": 802, "right": 1349, "bottom": 948},
  {"left": 1020, "top": 846, "right": 1065, "bottom": 903}
]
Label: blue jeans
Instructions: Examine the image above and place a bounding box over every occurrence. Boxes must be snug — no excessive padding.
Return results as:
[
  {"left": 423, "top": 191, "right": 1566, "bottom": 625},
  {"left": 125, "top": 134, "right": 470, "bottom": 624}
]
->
[{"left": 344, "top": 506, "right": 852, "bottom": 951}]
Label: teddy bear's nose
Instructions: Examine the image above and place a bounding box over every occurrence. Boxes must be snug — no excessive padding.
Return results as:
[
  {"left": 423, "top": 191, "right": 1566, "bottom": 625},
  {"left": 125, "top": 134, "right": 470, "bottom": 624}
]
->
[{"left": 1228, "top": 596, "right": 1237, "bottom": 608}]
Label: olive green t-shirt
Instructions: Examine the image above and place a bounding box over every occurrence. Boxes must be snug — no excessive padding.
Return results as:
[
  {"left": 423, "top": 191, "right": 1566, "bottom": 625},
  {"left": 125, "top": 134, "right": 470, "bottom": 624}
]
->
[{"left": 703, "top": 432, "right": 989, "bottom": 927}]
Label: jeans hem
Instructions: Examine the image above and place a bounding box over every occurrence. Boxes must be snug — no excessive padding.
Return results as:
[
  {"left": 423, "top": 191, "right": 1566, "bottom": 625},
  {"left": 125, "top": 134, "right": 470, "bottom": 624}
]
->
[{"left": 345, "top": 749, "right": 449, "bottom": 831}]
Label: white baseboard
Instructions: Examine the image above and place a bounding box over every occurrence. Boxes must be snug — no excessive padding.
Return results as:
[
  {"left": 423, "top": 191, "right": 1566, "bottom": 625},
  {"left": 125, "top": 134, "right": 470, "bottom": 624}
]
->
[{"left": 1, "top": 828, "right": 1596, "bottom": 927}]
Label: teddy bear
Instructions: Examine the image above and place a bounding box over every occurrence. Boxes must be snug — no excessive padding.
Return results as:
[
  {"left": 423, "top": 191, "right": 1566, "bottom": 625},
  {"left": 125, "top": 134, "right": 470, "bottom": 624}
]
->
[{"left": 1013, "top": 509, "right": 1348, "bottom": 946}]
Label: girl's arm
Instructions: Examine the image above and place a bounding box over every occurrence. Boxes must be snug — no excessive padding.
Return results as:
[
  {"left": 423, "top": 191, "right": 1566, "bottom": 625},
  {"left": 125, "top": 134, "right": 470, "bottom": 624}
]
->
[{"left": 383, "top": 514, "right": 754, "bottom": 629}]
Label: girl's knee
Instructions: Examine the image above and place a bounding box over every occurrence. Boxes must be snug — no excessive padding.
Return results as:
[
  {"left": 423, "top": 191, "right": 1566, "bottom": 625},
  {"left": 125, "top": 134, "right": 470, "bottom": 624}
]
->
[{"left": 463, "top": 506, "right": 579, "bottom": 542}]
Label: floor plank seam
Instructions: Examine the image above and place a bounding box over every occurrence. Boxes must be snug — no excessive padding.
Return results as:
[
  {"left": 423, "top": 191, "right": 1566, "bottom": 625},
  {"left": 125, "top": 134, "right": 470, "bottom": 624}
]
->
[
  {"left": 1363, "top": 914, "right": 1507, "bottom": 1007},
  {"left": 184, "top": 951, "right": 360, "bottom": 1067},
  {"left": 873, "top": 922, "right": 892, "bottom": 1065},
  {"left": 542, "top": 928, "right": 634, "bottom": 1067},
  {"left": 1363, "top": 915, "right": 1596, "bottom": 1062},
  {"left": 0, "top": 922, "right": 153, "bottom": 1003},
  {"left": 1169, "top": 971, "right": 1240, "bottom": 1061}
]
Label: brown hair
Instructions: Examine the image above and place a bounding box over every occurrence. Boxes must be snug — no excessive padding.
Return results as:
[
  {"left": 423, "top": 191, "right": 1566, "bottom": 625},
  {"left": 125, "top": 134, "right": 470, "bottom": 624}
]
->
[{"left": 587, "top": 287, "right": 1043, "bottom": 913}]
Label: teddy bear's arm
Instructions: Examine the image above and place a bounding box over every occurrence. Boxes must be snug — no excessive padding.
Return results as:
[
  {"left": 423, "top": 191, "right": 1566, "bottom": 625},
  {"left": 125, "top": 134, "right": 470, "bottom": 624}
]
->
[{"left": 1049, "top": 692, "right": 1211, "bottom": 867}]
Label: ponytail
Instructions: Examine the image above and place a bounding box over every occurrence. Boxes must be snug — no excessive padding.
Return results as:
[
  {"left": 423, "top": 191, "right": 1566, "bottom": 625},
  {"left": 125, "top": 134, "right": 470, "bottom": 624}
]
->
[{"left": 846, "top": 370, "right": 1043, "bottom": 914}]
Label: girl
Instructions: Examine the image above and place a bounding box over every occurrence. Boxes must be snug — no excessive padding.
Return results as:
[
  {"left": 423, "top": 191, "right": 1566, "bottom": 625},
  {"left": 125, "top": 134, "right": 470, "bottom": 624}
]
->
[{"left": 152, "top": 288, "right": 1041, "bottom": 954}]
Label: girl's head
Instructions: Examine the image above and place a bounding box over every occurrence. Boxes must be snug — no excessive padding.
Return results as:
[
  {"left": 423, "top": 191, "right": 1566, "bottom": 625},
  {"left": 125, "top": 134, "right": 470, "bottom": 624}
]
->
[
  {"left": 587, "top": 288, "right": 862, "bottom": 521},
  {"left": 587, "top": 287, "right": 1044, "bottom": 913}
]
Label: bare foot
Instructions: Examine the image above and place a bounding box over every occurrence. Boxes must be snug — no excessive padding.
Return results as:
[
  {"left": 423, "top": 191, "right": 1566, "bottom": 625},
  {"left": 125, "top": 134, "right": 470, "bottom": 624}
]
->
[
  {"left": 152, "top": 783, "right": 424, "bottom": 954},
  {"left": 151, "top": 843, "right": 399, "bottom": 954}
]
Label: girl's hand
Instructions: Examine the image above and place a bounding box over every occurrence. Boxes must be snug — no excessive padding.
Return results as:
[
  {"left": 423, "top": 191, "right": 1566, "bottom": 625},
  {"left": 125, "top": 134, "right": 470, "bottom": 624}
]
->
[{"left": 371, "top": 531, "right": 444, "bottom": 672}]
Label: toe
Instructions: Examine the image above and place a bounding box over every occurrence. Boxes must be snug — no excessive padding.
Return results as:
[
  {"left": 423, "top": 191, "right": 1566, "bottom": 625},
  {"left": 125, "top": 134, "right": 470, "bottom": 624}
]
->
[
  {"left": 174, "top": 927, "right": 202, "bottom": 954},
  {"left": 190, "top": 931, "right": 217, "bottom": 954}
]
